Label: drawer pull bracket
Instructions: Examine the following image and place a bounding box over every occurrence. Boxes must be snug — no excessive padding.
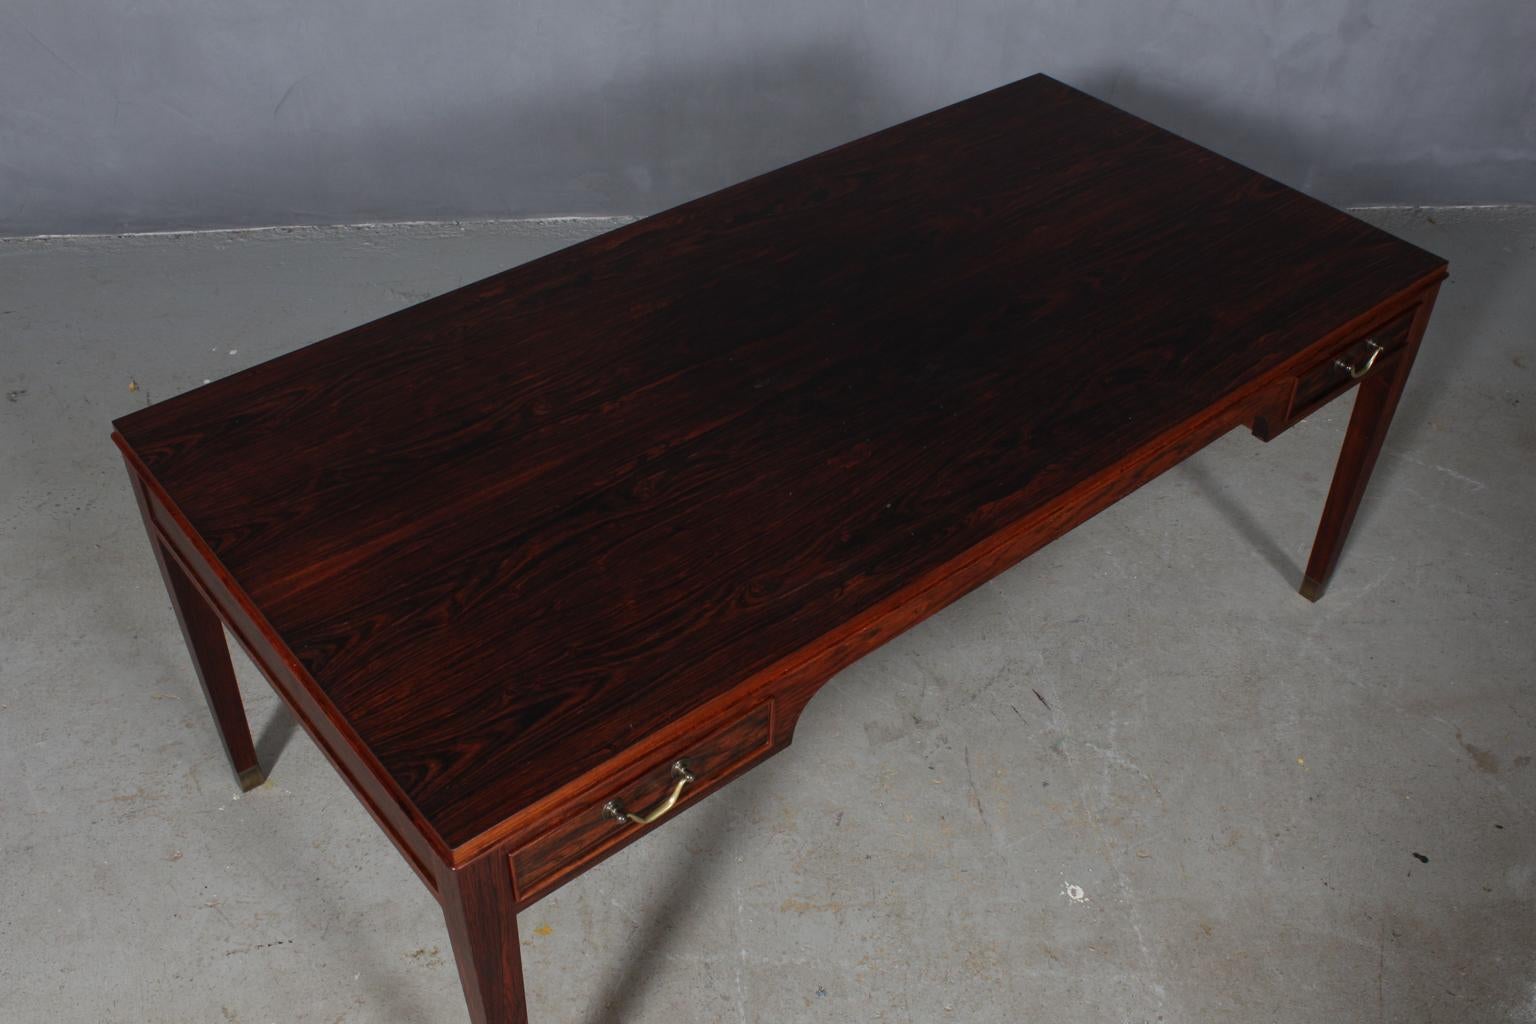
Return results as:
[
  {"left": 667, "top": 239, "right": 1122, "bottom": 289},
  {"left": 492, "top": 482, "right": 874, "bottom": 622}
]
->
[
  {"left": 603, "top": 761, "right": 696, "bottom": 826},
  {"left": 1336, "top": 339, "right": 1384, "bottom": 380}
]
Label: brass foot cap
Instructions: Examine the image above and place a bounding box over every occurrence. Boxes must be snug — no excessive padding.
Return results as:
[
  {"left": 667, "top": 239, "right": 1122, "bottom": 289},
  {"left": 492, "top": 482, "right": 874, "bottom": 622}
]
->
[
  {"left": 1298, "top": 577, "right": 1325, "bottom": 602},
  {"left": 237, "top": 766, "right": 266, "bottom": 792}
]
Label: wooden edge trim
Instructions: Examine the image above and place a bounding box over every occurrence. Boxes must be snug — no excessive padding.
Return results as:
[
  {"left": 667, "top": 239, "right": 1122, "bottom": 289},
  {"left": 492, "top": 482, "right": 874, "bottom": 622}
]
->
[{"left": 113, "top": 436, "right": 454, "bottom": 883}]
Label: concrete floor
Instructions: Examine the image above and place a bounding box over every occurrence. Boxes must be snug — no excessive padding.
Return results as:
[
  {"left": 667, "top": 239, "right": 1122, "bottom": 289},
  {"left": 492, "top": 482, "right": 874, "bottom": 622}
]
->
[{"left": 1, "top": 207, "right": 1532, "bottom": 1024}]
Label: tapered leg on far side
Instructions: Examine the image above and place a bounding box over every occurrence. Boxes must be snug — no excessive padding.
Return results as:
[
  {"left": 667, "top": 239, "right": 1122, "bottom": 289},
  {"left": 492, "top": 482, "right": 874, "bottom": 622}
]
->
[
  {"left": 441, "top": 857, "right": 529, "bottom": 1024},
  {"left": 1301, "top": 283, "right": 1442, "bottom": 601},
  {"left": 127, "top": 471, "right": 264, "bottom": 790}
]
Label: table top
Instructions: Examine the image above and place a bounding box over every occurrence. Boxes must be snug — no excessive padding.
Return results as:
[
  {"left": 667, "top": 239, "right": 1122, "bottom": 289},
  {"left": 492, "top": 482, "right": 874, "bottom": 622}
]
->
[{"left": 114, "top": 74, "right": 1445, "bottom": 852}]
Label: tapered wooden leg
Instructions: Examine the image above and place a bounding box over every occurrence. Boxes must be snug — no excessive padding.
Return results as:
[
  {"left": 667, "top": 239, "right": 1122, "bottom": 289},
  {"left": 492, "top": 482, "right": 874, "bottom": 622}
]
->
[
  {"left": 1301, "top": 284, "right": 1441, "bottom": 601},
  {"left": 441, "top": 858, "right": 529, "bottom": 1024},
  {"left": 127, "top": 472, "right": 264, "bottom": 791}
]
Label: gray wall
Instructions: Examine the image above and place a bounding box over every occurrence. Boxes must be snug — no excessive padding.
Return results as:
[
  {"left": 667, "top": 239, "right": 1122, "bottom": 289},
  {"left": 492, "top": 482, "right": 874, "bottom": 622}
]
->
[{"left": 2, "top": 1, "right": 1531, "bottom": 236}]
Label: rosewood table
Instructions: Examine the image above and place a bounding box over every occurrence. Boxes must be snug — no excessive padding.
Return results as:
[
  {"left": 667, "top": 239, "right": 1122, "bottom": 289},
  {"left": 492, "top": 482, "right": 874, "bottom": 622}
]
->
[{"left": 112, "top": 74, "right": 1446, "bottom": 1022}]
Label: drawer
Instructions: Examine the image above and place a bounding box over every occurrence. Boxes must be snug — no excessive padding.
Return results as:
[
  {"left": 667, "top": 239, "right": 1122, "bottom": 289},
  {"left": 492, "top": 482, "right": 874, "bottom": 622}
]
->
[
  {"left": 1290, "top": 309, "right": 1414, "bottom": 421},
  {"left": 509, "top": 699, "right": 775, "bottom": 903},
  {"left": 1251, "top": 308, "right": 1415, "bottom": 440}
]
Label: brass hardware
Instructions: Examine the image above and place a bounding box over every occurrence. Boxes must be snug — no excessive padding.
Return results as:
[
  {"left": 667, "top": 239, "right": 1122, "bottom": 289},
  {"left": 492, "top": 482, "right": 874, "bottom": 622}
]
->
[
  {"left": 1335, "top": 339, "right": 1384, "bottom": 380},
  {"left": 603, "top": 761, "right": 695, "bottom": 825}
]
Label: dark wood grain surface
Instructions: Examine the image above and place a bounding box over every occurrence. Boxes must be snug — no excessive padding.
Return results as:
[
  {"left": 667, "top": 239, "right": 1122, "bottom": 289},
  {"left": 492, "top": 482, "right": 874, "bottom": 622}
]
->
[{"left": 114, "top": 74, "right": 1445, "bottom": 854}]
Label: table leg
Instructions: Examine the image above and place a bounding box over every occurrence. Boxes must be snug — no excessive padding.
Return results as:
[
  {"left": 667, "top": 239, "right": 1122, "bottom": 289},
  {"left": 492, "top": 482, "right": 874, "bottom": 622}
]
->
[
  {"left": 442, "top": 858, "right": 529, "bottom": 1024},
  {"left": 128, "top": 472, "right": 265, "bottom": 791},
  {"left": 1300, "top": 284, "right": 1441, "bottom": 601}
]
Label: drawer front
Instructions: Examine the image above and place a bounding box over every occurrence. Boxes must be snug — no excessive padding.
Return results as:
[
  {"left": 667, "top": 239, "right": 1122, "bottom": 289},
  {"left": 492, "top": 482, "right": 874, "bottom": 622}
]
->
[
  {"left": 510, "top": 699, "right": 775, "bottom": 902},
  {"left": 1290, "top": 309, "right": 1414, "bottom": 421}
]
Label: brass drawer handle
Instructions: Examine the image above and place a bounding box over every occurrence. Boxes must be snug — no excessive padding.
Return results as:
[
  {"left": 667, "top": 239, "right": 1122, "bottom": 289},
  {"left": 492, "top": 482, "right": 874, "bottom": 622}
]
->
[
  {"left": 603, "top": 761, "right": 695, "bottom": 826},
  {"left": 1336, "top": 339, "right": 1384, "bottom": 380}
]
